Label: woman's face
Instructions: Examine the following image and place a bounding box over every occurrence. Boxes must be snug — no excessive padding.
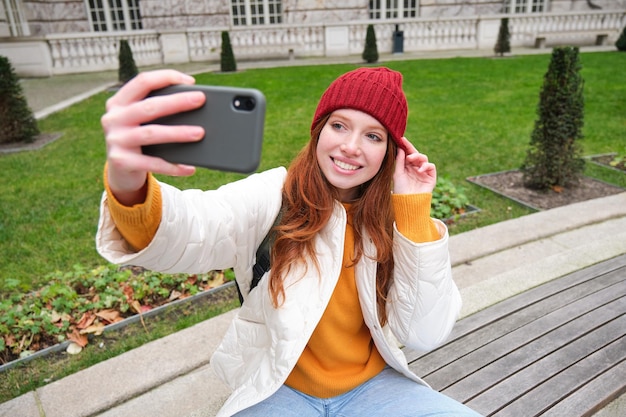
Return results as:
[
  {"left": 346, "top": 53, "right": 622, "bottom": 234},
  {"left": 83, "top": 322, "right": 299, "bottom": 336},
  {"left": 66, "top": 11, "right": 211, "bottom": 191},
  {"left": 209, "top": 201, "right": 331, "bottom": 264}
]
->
[{"left": 316, "top": 109, "right": 389, "bottom": 202}]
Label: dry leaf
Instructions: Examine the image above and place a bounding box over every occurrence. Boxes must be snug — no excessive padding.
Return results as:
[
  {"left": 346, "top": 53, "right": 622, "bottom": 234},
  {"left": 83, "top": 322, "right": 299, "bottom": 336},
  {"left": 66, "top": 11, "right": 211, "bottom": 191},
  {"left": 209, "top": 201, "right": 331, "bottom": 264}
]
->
[
  {"left": 206, "top": 273, "right": 226, "bottom": 289},
  {"left": 80, "top": 323, "right": 105, "bottom": 336},
  {"left": 130, "top": 300, "right": 142, "bottom": 315},
  {"left": 67, "top": 329, "right": 88, "bottom": 348},
  {"left": 169, "top": 290, "right": 182, "bottom": 301},
  {"left": 96, "top": 309, "right": 123, "bottom": 324},
  {"left": 75, "top": 312, "right": 97, "bottom": 329},
  {"left": 552, "top": 185, "right": 564, "bottom": 193}
]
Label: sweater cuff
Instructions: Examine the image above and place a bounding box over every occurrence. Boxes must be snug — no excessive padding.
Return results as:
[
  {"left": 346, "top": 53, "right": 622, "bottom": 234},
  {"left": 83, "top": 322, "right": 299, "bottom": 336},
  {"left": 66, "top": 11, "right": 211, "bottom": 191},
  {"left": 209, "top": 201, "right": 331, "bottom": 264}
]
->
[
  {"left": 392, "top": 193, "right": 440, "bottom": 243},
  {"left": 103, "top": 165, "right": 162, "bottom": 251}
]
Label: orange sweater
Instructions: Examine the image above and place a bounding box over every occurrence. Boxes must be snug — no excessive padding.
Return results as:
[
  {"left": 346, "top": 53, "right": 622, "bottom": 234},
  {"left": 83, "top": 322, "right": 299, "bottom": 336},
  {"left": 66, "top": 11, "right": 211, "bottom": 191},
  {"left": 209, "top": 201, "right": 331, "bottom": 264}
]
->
[{"left": 104, "top": 169, "right": 440, "bottom": 397}]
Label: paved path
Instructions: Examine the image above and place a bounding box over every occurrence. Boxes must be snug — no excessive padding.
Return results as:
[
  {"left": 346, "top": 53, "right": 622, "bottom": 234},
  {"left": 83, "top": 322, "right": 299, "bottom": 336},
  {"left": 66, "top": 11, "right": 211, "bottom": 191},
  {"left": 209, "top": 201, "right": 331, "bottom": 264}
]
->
[{"left": 3, "top": 45, "right": 624, "bottom": 417}]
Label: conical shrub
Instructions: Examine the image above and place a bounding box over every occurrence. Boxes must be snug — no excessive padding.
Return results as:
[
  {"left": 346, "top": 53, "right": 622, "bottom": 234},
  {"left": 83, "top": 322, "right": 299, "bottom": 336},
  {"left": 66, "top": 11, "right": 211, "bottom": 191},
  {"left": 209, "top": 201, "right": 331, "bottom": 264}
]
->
[
  {"left": 362, "top": 24, "right": 379, "bottom": 63},
  {"left": 0, "top": 55, "right": 39, "bottom": 144},
  {"left": 521, "top": 47, "right": 585, "bottom": 190},
  {"left": 118, "top": 39, "right": 138, "bottom": 84},
  {"left": 220, "top": 31, "right": 237, "bottom": 72},
  {"left": 616, "top": 25, "right": 626, "bottom": 51},
  {"left": 494, "top": 18, "right": 511, "bottom": 56}
]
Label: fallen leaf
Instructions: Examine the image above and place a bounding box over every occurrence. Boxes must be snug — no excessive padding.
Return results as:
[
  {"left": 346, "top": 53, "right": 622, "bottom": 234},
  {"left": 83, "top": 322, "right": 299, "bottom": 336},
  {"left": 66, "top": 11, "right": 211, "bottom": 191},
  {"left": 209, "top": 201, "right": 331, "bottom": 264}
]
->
[
  {"left": 96, "top": 309, "right": 123, "bottom": 324},
  {"left": 169, "top": 290, "right": 182, "bottom": 301},
  {"left": 67, "top": 329, "right": 88, "bottom": 347},
  {"left": 130, "top": 300, "right": 142, "bottom": 315},
  {"left": 75, "top": 312, "right": 97, "bottom": 329},
  {"left": 80, "top": 323, "right": 105, "bottom": 336},
  {"left": 552, "top": 185, "right": 564, "bottom": 193},
  {"left": 205, "top": 273, "right": 226, "bottom": 288}
]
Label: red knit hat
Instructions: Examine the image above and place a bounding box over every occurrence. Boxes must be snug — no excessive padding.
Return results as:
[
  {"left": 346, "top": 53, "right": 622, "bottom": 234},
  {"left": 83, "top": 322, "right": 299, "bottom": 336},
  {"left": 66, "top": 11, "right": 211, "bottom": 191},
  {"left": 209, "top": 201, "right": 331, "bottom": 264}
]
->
[{"left": 311, "top": 67, "right": 408, "bottom": 147}]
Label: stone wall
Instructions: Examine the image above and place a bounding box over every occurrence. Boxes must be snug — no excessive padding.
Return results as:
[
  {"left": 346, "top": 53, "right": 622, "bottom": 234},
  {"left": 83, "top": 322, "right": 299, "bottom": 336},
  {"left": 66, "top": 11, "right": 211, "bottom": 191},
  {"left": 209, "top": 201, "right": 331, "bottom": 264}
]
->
[
  {"left": 22, "top": 0, "right": 89, "bottom": 35},
  {"left": 139, "top": 0, "right": 230, "bottom": 29},
  {"left": 9, "top": 0, "right": 626, "bottom": 37}
]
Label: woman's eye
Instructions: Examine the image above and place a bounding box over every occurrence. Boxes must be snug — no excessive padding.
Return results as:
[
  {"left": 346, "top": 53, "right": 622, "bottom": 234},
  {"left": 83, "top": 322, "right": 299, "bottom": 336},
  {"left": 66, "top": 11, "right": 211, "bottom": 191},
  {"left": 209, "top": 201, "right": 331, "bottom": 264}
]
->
[
  {"left": 331, "top": 122, "right": 344, "bottom": 130},
  {"left": 367, "top": 133, "right": 383, "bottom": 142}
]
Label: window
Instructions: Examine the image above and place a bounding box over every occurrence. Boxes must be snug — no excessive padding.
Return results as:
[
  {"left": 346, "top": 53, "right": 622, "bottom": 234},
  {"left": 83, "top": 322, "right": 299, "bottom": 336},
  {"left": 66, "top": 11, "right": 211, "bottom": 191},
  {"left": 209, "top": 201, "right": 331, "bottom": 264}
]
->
[
  {"left": 231, "top": 0, "right": 282, "bottom": 26},
  {"left": 369, "top": 0, "right": 417, "bottom": 20},
  {"left": 86, "top": 0, "right": 142, "bottom": 32},
  {"left": 502, "top": 0, "right": 547, "bottom": 13},
  {"left": 3, "top": 0, "right": 30, "bottom": 36}
]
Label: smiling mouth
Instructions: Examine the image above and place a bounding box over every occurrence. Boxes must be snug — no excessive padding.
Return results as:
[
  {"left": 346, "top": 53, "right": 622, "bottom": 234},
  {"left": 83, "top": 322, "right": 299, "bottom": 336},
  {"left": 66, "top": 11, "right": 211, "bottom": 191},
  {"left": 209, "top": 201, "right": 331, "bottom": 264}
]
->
[{"left": 333, "top": 158, "right": 360, "bottom": 171}]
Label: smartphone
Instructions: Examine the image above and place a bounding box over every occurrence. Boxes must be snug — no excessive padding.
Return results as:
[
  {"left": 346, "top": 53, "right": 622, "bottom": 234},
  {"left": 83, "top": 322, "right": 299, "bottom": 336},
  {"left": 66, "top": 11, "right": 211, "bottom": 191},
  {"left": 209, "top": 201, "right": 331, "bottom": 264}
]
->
[{"left": 141, "top": 84, "right": 266, "bottom": 173}]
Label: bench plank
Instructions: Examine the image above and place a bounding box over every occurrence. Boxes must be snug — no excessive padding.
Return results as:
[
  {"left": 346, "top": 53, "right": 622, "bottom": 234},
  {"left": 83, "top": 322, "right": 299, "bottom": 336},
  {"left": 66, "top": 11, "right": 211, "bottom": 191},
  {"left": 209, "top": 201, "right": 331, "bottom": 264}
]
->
[
  {"left": 403, "top": 254, "right": 626, "bottom": 417},
  {"left": 541, "top": 360, "right": 626, "bottom": 417},
  {"left": 407, "top": 265, "right": 625, "bottom": 379},
  {"left": 464, "top": 318, "right": 625, "bottom": 415},
  {"left": 404, "top": 254, "right": 626, "bottom": 364},
  {"left": 482, "top": 334, "right": 626, "bottom": 416},
  {"left": 441, "top": 297, "right": 625, "bottom": 402}
]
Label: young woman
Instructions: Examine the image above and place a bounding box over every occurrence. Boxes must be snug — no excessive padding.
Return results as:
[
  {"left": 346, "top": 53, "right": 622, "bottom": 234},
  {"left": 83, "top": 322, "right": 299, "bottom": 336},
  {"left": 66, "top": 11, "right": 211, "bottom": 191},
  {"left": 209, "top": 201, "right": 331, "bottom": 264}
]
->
[{"left": 97, "top": 67, "right": 481, "bottom": 417}]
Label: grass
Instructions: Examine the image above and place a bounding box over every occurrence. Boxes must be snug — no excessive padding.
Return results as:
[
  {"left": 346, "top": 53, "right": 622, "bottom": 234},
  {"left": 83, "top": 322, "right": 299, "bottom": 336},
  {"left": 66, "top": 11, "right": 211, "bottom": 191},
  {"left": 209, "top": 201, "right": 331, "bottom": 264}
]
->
[{"left": 0, "top": 50, "right": 624, "bottom": 401}]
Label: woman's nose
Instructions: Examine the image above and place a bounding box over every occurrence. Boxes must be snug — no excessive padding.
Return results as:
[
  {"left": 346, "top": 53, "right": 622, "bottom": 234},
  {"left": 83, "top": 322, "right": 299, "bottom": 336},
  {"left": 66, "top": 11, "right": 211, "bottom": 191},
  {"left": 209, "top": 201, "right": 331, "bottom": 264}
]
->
[{"left": 340, "top": 134, "right": 361, "bottom": 155}]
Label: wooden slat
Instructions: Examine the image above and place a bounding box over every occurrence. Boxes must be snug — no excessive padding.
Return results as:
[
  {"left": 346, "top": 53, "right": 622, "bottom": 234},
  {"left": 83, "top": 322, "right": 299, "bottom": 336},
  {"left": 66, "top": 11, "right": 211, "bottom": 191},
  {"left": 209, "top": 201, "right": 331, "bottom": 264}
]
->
[
  {"left": 407, "top": 266, "right": 625, "bottom": 380},
  {"left": 441, "top": 296, "right": 626, "bottom": 402},
  {"left": 485, "top": 335, "right": 626, "bottom": 416},
  {"left": 401, "top": 254, "right": 626, "bottom": 417},
  {"left": 404, "top": 254, "right": 626, "bottom": 365},
  {"left": 541, "top": 359, "right": 626, "bottom": 417}
]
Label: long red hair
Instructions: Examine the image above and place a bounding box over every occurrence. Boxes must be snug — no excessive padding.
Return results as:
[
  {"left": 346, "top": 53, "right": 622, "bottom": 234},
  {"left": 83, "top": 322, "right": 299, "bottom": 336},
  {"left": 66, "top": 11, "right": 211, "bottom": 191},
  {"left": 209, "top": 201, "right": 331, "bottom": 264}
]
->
[{"left": 269, "top": 114, "right": 398, "bottom": 325}]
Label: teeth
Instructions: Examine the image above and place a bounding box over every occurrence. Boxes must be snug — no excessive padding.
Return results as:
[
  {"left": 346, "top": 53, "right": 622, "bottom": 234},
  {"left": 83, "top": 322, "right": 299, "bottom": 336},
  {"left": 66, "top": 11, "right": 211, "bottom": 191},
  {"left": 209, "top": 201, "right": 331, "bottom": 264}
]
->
[{"left": 334, "top": 159, "right": 359, "bottom": 170}]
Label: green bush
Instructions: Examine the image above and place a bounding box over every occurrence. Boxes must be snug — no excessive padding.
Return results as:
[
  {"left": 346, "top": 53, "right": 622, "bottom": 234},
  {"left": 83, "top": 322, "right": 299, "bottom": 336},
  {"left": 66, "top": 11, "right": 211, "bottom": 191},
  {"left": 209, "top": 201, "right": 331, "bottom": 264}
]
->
[
  {"left": 0, "top": 55, "right": 39, "bottom": 144},
  {"left": 494, "top": 18, "right": 511, "bottom": 56},
  {"left": 431, "top": 177, "right": 470, "bottom": 221},
  {"left": 118, "top": 39, "right": 138, "bottom": 84},
  {"left": 362, "top": 24, "right": 379, "bottom": 63},
  {"left": 220, "top": 31, "right": 237, "bottom": 72},
  {"left": 616, "top": 25, "right": 626, "bottom": 51},
  {"left": 521, "top": 46, "right": 585, "bottom": 190}
]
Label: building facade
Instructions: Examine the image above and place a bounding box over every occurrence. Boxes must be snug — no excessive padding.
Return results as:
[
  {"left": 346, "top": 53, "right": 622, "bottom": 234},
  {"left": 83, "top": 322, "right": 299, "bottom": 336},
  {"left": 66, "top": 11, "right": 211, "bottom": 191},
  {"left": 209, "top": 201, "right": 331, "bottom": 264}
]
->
[
  {"left": 1, "top": 1, "right": 625, "bottom": 76},
  {"left": 3, "top": 0, "right": 624, "bottom": 37}
]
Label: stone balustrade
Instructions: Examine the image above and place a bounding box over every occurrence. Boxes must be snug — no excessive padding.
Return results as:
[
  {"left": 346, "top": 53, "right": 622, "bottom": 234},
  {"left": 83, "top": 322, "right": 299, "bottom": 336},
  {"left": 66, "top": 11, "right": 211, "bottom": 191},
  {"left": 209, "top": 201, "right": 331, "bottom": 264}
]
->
[{"left": 1, "top": 10, "right": 624, "bottom": 77}]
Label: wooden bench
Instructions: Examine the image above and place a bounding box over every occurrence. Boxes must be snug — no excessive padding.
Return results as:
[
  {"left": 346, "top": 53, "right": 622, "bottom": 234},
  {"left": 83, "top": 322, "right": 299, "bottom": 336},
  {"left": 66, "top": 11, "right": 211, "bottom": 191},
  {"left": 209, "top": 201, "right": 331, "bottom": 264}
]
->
[{"left": 403, "top": 254, "right": 626, "bottom": 416}]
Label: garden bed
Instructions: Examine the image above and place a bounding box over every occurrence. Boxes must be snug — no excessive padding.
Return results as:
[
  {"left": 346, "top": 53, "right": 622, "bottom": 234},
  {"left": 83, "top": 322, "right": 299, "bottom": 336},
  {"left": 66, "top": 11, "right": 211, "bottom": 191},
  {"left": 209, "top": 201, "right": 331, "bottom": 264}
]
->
[
  {"left": 467, "top": 170, "right": 625, "bottom": 211},
  {"left": 585, "top": 152, "right": 626, "bottom": 174}
]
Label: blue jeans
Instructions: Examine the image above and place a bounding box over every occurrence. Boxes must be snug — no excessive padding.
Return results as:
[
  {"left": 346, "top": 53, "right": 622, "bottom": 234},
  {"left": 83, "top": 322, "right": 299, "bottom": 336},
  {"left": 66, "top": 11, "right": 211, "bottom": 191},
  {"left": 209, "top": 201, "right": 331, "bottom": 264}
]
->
[{"left": 233, "top": 367, "right": 483, "bottom": 416}]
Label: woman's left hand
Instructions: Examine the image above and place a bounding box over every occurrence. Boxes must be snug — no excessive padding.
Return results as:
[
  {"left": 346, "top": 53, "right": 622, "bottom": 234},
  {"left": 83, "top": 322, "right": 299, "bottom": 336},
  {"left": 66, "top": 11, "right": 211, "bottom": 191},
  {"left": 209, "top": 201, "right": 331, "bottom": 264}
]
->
[{"left": 393, "top": 137, "right": 437, "bottom": 194}]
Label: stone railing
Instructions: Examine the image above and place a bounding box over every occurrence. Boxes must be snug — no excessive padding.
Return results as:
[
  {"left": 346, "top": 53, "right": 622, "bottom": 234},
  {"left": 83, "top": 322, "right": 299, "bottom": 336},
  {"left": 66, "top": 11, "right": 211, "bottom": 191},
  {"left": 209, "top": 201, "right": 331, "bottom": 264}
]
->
[
  {"left": 1, "top": 10, "right": 624, "bottom": 77},
  {"left": 510, "top": 9, "right": 626, "bottom": 46},
  {"left": 45, "top": 30, "right": 161, "bottom": 74}
]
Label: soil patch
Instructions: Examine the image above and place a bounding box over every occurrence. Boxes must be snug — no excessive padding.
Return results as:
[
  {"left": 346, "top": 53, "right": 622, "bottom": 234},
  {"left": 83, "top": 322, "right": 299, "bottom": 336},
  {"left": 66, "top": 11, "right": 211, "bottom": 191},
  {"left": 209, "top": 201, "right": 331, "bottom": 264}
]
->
[
  {"left": 0, "top": 132, "right": 62, "bottom": 154},
  {"left": 588, "top": 153, "right": 626, "bottom": 173},
  {"left": 468, "top": 170, "right": 625, "bottom": 211}
]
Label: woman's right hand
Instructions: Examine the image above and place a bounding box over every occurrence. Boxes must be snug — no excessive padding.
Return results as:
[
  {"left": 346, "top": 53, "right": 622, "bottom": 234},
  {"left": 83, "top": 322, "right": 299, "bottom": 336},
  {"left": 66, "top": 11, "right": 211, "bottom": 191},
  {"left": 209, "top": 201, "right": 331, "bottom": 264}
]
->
[{"left": 101, "top": 70, "right": 206, "bottom": 206}]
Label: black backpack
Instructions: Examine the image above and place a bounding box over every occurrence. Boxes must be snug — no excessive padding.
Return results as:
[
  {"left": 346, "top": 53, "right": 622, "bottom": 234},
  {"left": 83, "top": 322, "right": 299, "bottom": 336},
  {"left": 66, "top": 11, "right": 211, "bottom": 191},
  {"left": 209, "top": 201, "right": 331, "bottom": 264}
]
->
[{"left": 235, "top": 212, "right": 281, "bottom": 304}]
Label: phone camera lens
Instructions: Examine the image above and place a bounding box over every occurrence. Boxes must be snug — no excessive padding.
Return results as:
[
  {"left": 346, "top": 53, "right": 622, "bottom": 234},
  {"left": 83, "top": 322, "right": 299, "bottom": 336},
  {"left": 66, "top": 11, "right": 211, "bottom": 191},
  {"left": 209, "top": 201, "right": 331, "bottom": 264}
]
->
[{"left": 233, "top": 96, "right": 256, "bottom": 112}]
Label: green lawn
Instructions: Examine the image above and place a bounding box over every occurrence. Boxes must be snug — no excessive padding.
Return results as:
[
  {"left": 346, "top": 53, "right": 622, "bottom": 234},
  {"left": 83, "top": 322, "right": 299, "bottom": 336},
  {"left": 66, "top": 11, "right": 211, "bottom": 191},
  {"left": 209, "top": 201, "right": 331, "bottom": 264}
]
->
[
  {"left": 0, "top": 50, "right": 624, "bottom": 404},
  {"left": 1, "top": 51, "right": 624, "bottom": 293}
]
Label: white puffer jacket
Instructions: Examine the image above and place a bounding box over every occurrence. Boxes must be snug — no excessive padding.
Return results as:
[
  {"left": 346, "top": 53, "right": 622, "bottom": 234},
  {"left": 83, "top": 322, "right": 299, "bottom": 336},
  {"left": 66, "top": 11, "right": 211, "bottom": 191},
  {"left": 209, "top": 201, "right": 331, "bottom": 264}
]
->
[{"left": 96, "top": 167, "right": 461, "bottom": 417}]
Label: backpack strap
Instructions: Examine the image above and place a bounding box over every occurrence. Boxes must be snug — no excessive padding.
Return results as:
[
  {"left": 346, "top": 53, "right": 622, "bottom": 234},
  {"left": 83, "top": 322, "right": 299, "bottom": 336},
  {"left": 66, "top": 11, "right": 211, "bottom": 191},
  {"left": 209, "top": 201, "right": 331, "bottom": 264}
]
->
[{"left": 236, "top": 209, "right": 282, "bottom": 304}]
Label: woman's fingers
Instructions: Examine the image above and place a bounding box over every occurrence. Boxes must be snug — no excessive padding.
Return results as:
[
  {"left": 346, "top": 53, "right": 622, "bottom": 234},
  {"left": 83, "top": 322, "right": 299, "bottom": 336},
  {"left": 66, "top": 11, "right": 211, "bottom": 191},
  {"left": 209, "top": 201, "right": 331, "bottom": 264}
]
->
[
  {"left": 102, "top": 90, "right": 206, "bottom": 134},
  {"left": 106, "top": 123, "right": 204, "bottom": 149},
  {"left": 105, "top": 70, "right": 196, "bottom": 109}
]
